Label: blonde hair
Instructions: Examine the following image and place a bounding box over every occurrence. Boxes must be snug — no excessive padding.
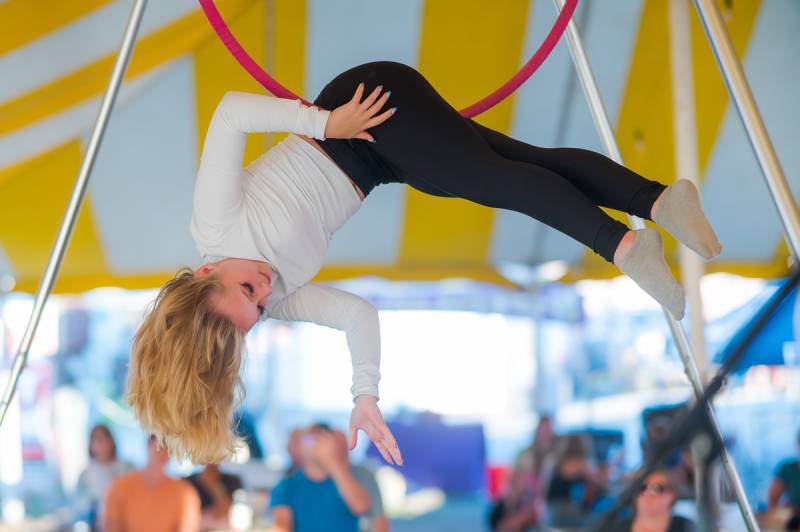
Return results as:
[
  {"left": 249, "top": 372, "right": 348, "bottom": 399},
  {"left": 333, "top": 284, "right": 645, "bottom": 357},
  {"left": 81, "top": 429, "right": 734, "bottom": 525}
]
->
[{"left": 127, "top": 268, "right": 245, "bottom": 463}]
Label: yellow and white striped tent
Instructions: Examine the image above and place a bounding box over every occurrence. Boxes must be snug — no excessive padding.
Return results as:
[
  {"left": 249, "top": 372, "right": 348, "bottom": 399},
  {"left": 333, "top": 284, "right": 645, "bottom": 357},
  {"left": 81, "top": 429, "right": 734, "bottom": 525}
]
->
[{"left": 1, "top": 0, "right": 798, "bottom": 294}]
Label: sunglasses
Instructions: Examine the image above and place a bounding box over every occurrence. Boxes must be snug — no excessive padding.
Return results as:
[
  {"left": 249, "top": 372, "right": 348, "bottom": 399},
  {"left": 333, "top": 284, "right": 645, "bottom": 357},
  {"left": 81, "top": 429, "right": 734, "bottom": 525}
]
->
[{"left": 638, "top": 483, "right": 671, "bottom": 495}]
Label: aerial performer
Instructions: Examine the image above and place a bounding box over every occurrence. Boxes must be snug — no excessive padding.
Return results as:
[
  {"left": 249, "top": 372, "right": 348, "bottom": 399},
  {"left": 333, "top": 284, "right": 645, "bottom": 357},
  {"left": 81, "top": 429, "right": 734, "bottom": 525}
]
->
[{"left": 127, "top": 61, "right": 720, "bottom": 465}]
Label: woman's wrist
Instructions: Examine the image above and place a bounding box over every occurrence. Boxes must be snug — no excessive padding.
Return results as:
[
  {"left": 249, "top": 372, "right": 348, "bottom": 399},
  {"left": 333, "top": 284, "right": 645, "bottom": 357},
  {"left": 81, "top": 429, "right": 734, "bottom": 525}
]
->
[{"left": 354, "top": 394, "right": 378, "bottom": 405}]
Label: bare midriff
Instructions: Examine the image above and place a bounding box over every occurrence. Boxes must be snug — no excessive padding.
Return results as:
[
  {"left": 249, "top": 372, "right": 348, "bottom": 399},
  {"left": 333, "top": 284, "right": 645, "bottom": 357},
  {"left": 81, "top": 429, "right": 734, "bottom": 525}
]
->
[{"left": 299, "top": 135, "right": 365, "bottom": 202}]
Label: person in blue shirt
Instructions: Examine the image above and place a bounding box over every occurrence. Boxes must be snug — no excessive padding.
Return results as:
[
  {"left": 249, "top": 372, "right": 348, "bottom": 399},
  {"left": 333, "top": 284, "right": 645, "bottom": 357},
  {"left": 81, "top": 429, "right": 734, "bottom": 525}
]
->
[
  {"left": 270, "top": 424, "right": 371, "bottom": 532},
  {"left": 768, "top": 429, "right": 800, "bottom": 529}
]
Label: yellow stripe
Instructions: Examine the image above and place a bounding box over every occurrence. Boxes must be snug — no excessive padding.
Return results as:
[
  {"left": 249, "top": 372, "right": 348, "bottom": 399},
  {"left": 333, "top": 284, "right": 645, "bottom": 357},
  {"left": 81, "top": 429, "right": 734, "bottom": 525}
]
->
[
  {"left": 579, "top": 0, "right": 764, "bottom": 280},
  {"left": 398, "top": 0, "right": 530, "bottom": 266},
  {"left": 0, "top": 141, "right": 109, "bottom": 292},
  {"left": 10, "top": 259, "right": 783, "bottom": 294},
  {"left": 562, "top": 259, "right": 787, "bottom": 283},
  {"left": 0, "top": 0, "right": 111, "bottom": 54},
  {"left": 691, "top": 0, "right": 762, "bottom": 174},
  {"left": 573, "top": 1, "right": 675, "bottom": 278},
  {"left": 0, "top": 0, "right": 250, "bottom": 137},
  {"left": 14, "top": 273, "right": 174, "bottom": 295},
  {"left": 265, "top": 0, "right": 307, "bottom": 147},
  {"left": 317, "top": 265, "right": 517, "bottom": 288},
  {"left": 194, "top": 0, "right": 268, "bottom": 166}
]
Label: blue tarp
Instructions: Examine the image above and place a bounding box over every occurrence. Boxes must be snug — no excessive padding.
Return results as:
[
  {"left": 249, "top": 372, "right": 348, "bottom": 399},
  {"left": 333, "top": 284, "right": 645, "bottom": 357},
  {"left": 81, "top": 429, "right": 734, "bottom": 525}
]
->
[{"left": 713, "top": 278, "right": 798, "bottom": 373}]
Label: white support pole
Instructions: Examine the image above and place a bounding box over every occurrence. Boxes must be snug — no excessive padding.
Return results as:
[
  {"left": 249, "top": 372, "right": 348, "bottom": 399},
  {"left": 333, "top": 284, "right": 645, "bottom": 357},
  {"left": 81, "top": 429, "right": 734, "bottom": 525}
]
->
[
  {"left": 552, "top": 0, "right": 759, "bottom": 529},
  {"left": 693, "top": 0, "right": 800, "bottom": 259},
  {"left": 0, "top": 0, "right": 149, "bottom": 426},
  {"left": 668, "top": 1, "right": 718, "bottom": 527}
]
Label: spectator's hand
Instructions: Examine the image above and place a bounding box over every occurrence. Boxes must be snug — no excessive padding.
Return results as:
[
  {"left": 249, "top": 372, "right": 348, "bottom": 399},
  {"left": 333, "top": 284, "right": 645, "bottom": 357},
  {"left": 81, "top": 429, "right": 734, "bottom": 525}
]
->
[
  {"left": 309, "top": 431, "right": 346, "bottom": 472},
  {"left": 324, "top": 83, "right": 395, "bottom": 142},
  {"left": 349, "top": 395, "right": 403, "bottom": 465}
]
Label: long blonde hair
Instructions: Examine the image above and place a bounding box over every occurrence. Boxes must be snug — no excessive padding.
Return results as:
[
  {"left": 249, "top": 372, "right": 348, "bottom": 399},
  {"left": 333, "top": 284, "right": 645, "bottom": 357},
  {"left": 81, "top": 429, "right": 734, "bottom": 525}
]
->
[{"left": 127, "top": 268, "right": 245, "bottom": 463}]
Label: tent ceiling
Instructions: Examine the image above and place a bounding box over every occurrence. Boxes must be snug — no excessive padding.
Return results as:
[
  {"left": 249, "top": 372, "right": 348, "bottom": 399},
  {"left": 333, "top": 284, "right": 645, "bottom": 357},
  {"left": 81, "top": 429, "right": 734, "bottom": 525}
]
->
[{"left": 0, "top": 0, "right": 797, "bottom": 293}]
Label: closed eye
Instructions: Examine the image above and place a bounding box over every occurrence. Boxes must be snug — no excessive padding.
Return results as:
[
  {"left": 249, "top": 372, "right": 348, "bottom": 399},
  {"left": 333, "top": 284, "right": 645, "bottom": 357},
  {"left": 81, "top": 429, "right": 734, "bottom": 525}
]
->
[{"left": 242, "top": 282, "right": 255, "bottom": 296}]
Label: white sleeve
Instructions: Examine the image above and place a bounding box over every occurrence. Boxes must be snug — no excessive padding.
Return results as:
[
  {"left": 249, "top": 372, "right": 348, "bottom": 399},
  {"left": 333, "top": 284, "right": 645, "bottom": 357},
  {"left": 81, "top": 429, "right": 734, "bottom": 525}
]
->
[
  {"left": 193, "top": 91, "right": 331, "bottom": 228},
  {"left": 268, "top": 283, "right": 381, "bottom": 400}
]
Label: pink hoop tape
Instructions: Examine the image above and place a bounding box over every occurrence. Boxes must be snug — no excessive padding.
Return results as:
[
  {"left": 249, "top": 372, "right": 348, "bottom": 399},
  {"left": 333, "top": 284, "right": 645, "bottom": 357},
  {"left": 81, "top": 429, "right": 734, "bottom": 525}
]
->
[{"left": 198, "top": 0, "right": 578, "bottom": 118}]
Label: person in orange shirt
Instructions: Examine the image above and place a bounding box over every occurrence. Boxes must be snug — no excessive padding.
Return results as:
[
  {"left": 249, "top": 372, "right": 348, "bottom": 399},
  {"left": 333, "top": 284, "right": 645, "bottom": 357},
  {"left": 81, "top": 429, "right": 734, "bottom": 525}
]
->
[{"left": 103, "top": 435, "right": 200, "bottom": 532}]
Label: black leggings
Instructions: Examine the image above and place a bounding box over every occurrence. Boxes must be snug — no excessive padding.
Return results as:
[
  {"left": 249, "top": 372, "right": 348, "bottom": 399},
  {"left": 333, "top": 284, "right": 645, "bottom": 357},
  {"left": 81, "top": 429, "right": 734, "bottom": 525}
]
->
[{"left": 314, "top": 62, "right": 665, "bottom": 263}]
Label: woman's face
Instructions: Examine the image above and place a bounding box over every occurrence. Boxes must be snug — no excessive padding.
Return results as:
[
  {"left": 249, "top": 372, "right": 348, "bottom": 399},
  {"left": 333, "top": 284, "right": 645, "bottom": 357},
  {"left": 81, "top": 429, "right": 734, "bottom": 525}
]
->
[
  {"left": 90, "top": 429, "right": 114, "bottom": 463},
  {"left": 195, "top": 258, "right": 273, "bottom": 331},
  {"left": 635, "top": 472, "right": 675, "bottom": 519}
]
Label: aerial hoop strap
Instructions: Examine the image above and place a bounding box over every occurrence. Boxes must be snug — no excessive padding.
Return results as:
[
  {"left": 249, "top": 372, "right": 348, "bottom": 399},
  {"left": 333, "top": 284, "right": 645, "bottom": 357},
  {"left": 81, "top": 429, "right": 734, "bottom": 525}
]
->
[{"left": 198, "top": 0, "right": 578, "bottom": 118}]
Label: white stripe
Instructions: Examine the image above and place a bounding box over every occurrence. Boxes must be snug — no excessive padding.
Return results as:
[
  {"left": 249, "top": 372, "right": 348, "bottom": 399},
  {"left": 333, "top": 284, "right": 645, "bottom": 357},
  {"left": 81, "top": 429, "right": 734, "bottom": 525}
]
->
[
  {"left": 0, "top": 65, "right": 166, "bottom": 170},
  {"left": 491, "top": 0, "right": 643, "bottom": 268},
  {"left": 0, "top": 243, "right": 15, "bottom": 281},
  {"left": 701, "top": 0, "right": 799, "bottom": 262},
  {"left": 305, "top": 0, "right": 423, "bottom": 97},
  {"left": 328, "top": 184, "right": 406, "bottom": 264},
  {"left": 0, "top": 0, "right": 198, "bottom": 103},
  {"left": 306, "top": 0, "right": 422, "bottom": 265},
  {"left": 86, "top": 57, "right": 200, "bottom": 273}
]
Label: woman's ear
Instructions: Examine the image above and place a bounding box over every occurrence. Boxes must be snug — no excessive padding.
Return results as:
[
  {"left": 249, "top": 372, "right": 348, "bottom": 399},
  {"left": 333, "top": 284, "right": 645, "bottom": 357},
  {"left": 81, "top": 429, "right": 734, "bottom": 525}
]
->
[{"left": 194, "top": 263, "right": 216, "bottom": 278}]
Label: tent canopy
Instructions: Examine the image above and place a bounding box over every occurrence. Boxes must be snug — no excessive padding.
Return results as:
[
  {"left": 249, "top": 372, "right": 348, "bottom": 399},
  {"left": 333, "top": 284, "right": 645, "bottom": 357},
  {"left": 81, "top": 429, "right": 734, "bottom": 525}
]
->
[{"left": 1, "top": 0, "right": 798, "bottom": 293}]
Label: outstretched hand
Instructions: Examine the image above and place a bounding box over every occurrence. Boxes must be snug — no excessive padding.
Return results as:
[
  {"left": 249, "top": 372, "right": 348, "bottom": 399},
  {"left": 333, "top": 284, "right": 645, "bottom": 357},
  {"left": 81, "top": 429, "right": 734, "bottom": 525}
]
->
[
  {"left": 348, "top": 395, "right": 403, "bottom": 465},
  {"left": 324, "top": 84, "right": 395, "bottom": 142}
]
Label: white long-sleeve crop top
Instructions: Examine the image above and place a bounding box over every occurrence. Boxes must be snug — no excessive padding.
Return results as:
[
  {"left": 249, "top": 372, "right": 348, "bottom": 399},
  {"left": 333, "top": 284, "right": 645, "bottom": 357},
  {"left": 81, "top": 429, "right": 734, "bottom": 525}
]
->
[{"left": 190, "top": 91, "right": 380, "bottom": 399}]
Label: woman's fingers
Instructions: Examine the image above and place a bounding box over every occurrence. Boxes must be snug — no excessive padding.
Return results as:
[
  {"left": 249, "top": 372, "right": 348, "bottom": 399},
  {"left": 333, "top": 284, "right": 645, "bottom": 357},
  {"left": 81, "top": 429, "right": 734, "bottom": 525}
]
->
[
  {"left": 365, "top": 107, "right": 396, "bottom": 129},
  {"left": 383, "top": 430, "right": 403, "bottom": 465},
  {"left": 350, "top": 83, "right": 365, "bottom": 104},
  {"left": 374, "top": 440, "right": 394, "bottom": 464},
  {"left": 360, "top": 85, "right": 383, "bottom": 110},
  {"left": 354, "top": 131, "right": 375, "bottom": 142},
  {"left": 368, "top": 429, "right": 394, "bottom": 464},
  {"left": 366, "top": 91, "right": 391, "bottom": 117}
]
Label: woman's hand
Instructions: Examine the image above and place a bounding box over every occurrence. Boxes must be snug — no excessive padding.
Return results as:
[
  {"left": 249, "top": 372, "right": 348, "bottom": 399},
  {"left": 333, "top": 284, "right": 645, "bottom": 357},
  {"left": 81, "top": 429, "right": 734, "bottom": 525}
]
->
[
  {"left": 348, "top": 395, "right": 403, "bottom": 465},
  {"left": 324, "top": 84, "right": 395, "bottom": 142}
]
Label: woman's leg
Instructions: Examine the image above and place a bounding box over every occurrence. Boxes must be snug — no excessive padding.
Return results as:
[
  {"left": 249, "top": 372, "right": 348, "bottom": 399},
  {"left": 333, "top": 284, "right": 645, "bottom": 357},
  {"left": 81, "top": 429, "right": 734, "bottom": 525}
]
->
[
  {"left": 357, "top": 63, "right": 628, "bottom": 263},
  {"left": 467, "top": 121, "right": 665, "bottom": 220},
  {"left": 469, "top": 121, "right": 720, "bottom": 260},
  {"left": 359, "top": 61, "right": 684, "bottom": 317}
]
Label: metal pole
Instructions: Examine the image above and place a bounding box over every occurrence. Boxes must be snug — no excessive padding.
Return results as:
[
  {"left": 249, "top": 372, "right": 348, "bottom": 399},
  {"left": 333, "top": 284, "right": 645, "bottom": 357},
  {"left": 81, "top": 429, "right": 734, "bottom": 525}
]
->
[
  {"left": 0, "top": 0, "right": 149, "bottom": 426},
  {"left": 552, "top": 0, "right": 759, "bottom": 529},
  {"left": 693, "top": 0, "right": 800, "bottom": 260},
  {"left": 668, "top": 0, "right": 716, "bottom": 526}
]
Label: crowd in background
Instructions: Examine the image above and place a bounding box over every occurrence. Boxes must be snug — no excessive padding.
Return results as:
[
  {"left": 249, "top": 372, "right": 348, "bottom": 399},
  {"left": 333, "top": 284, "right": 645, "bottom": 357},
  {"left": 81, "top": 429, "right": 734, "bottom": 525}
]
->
[
  {"left": 489, "top": 418, "right": 800, "bottom": 531},
  {"left": 67, "top": 417, "right": 800, "bottom": 531},
  {"left": 72, "top": 422, "right": 385, "bottom": 532}
]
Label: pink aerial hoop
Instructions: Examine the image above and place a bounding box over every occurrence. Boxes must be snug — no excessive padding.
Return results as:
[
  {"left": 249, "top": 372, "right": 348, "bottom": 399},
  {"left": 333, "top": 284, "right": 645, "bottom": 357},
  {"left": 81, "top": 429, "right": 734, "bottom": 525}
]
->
[{"left": 198, "top": 0, "right": 578, "bottom": 118}]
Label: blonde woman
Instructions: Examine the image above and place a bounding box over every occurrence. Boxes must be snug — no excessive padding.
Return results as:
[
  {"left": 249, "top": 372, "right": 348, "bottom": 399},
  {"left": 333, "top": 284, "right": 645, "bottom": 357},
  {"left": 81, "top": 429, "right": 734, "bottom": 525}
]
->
[{"left": 128, "top": 61, "right": 720, "bottom": 465}]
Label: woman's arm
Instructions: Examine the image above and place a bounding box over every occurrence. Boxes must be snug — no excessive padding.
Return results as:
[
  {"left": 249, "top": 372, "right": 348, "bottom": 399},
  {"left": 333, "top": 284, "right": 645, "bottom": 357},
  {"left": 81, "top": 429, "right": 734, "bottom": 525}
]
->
[
  {"left": 269, "top": 283, "right": 402, "bottom": 464},
  {"left": 193, "top": 92, "right": 330, "bottom": 228},
  {"left": 268, "top": 283, "right": 381, "bottom": 399}
]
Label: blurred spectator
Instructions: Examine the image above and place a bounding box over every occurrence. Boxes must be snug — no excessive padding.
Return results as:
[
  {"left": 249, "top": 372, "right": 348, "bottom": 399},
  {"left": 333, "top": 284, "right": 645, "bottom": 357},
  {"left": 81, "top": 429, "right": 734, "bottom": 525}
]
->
[
  {"left": 545, "top": 434, "right": 604, "bottom": 528},
  {"left": 343, "top": 433, "right": 388, "bottom": 532},
  {"left": 767, "top": 429, "right": 800, "bottom": 529},
  {"left": 612, "top": 469, "right": 695, "bottom": 532},
  {"left": 185, "top": 464, "right": 243, "bottom": 530},
  {"left": 103, "top": 435, "right": 200, "bottom": 532},
  {"left": 669, "top": 447, "right": 695, "bottom": 501},
  {"left": 270, "top": 424, "right": 371, "bottom": 532},
  {"left": 488, "top": 416, "right": 555, "bottom": 531},
  {"left": 74, "top": 424, "right": 132, "bottom": 530},
  {"left": 286, "top": 428, "right": 304, "bottom": 475}
]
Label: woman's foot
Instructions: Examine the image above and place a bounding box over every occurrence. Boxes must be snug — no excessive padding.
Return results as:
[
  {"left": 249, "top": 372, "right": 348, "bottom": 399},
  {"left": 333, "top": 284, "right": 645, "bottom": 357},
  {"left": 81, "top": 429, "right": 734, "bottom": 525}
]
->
[
  {"left": 651, "top": 179, "right": 722, "bottom": 261},
  {"left": 615, "top": 229, "right": 686, "bottom": 319}
]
